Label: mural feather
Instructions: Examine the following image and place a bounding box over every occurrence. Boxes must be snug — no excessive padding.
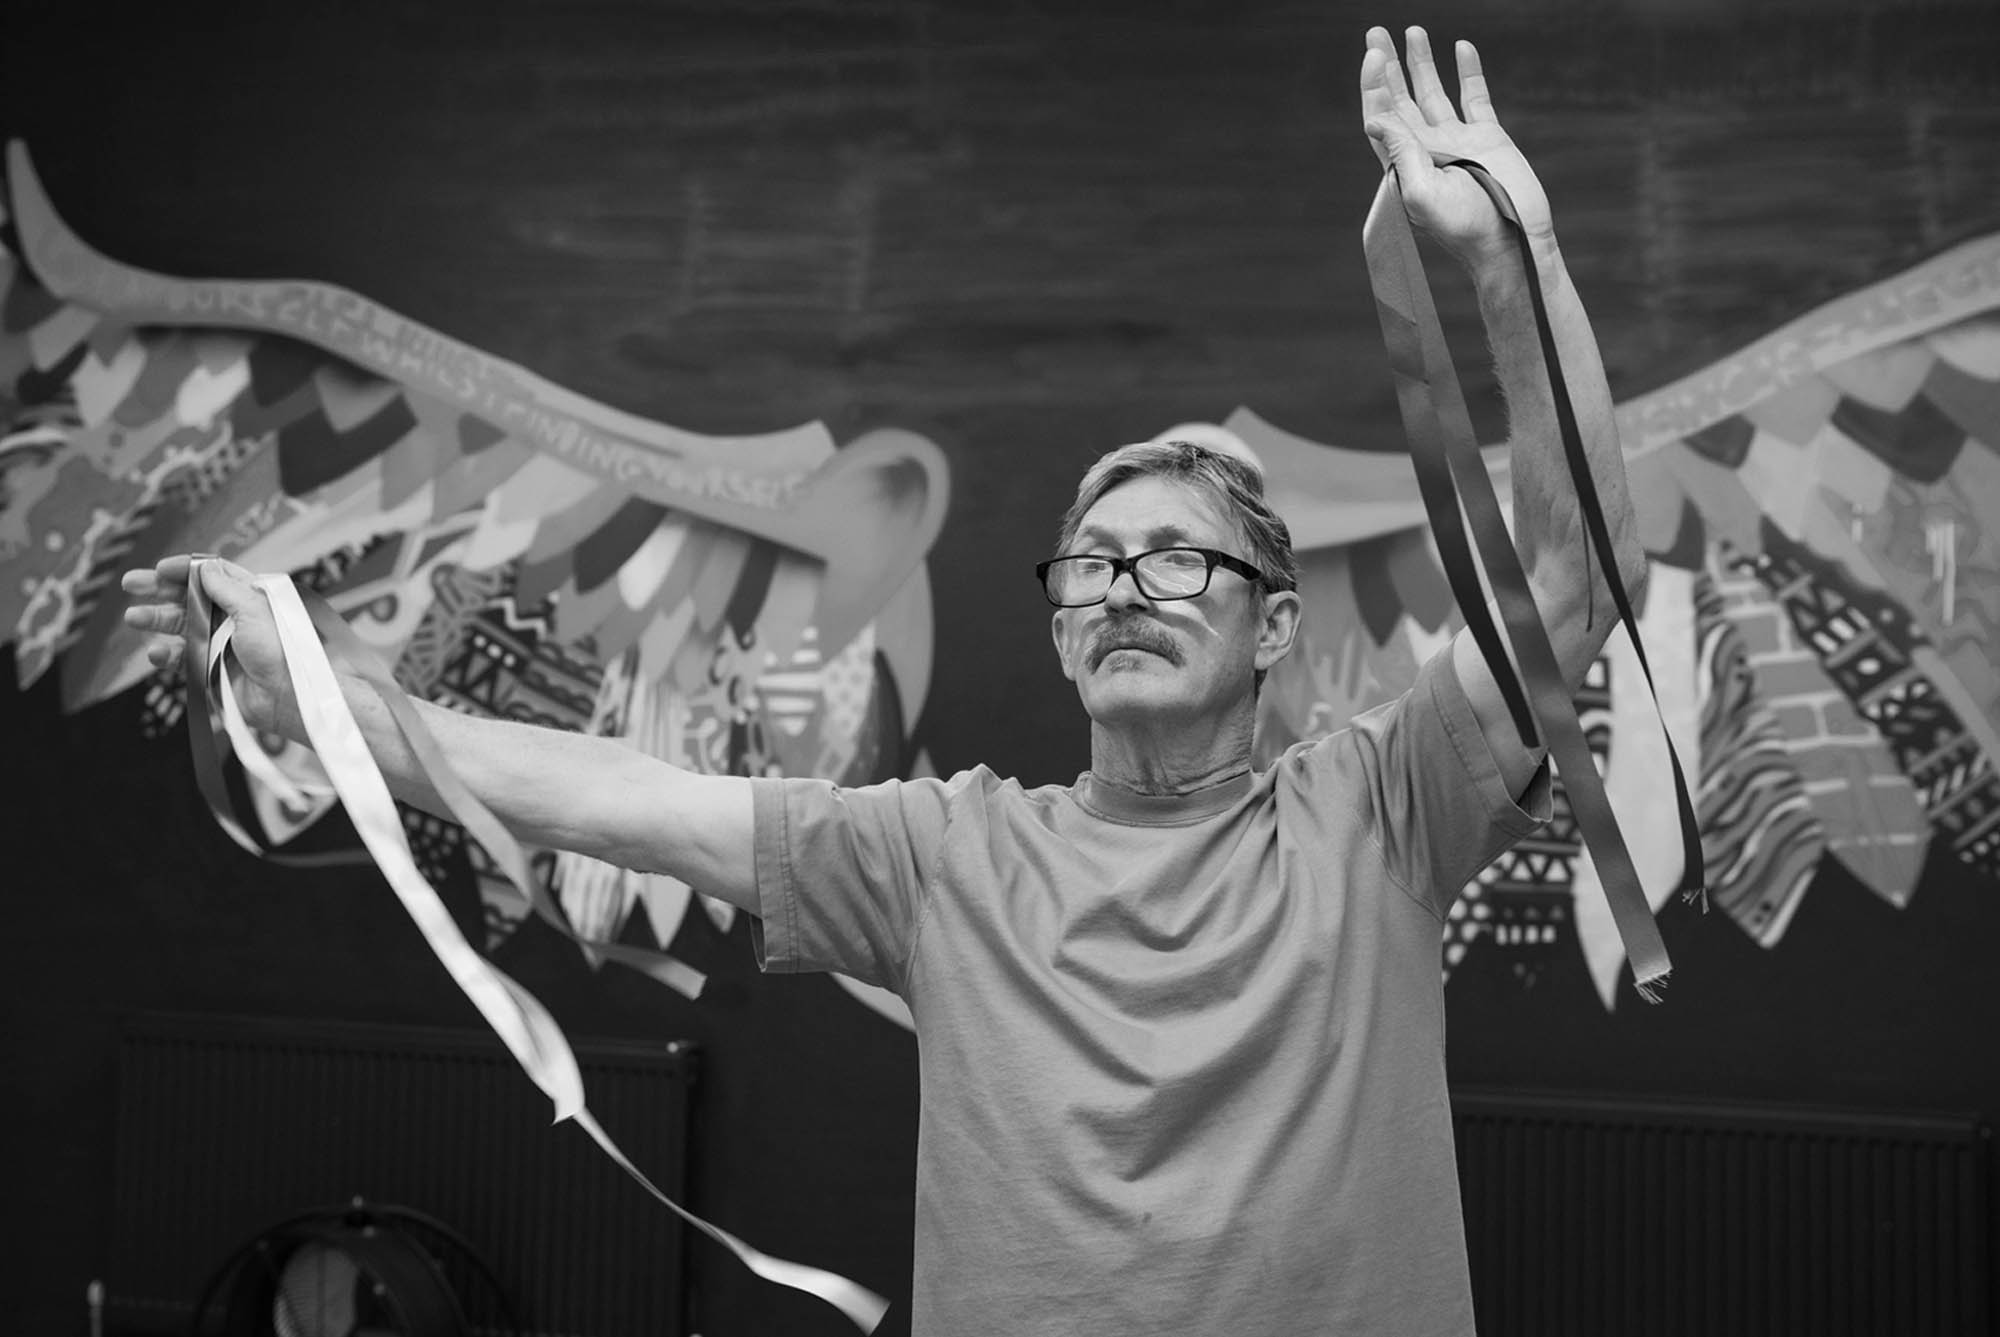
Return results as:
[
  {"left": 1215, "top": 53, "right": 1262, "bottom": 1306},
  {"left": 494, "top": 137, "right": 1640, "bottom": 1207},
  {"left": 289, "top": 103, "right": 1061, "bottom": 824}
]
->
[
  {"left": 0, "top": 144, "right": 948, "bottom": 1000},
  {"left": 1181, "top": 225, "right": 2000, "bottom": 1006},
  {"left": 1693, "top": 563, "right": 1833, "bottom": 942}
]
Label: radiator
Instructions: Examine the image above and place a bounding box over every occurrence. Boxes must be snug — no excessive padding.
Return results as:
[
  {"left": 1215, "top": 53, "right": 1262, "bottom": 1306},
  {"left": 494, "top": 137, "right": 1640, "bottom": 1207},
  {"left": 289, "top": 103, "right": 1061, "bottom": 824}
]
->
[
  {"left": 106, "top": 1011, "right": 697, "bottom": 1337},
  {"left": 1453, "top": 1088, "right": 1992, "bottom": 1337}
]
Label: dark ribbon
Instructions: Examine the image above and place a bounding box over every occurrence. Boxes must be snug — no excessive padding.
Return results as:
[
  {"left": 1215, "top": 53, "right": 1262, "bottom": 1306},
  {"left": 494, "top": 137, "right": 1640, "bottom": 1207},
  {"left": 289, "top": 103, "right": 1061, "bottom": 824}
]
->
[{"left": 1363, "top": 160, "right": 1705, "bottom": 1000}]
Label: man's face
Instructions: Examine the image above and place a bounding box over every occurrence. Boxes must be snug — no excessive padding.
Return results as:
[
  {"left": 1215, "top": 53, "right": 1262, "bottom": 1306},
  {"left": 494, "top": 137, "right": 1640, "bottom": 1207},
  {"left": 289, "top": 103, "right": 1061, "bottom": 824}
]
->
[{"left": 1050, "top": 475, "right": 1292, "bottom": 729}]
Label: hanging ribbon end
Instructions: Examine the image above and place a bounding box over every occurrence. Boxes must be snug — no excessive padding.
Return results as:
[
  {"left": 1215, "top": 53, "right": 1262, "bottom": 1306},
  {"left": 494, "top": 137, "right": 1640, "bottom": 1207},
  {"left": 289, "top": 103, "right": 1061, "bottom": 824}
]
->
[
  {"left": 846, "top": 1290, "right": 892, "bottom": 1334},
  {"left": 637, "top": 953, "right": 708, "bottom": 1001},
  {"left": 1633, "top": 969, "right": 1671, "bottom": 1005}
]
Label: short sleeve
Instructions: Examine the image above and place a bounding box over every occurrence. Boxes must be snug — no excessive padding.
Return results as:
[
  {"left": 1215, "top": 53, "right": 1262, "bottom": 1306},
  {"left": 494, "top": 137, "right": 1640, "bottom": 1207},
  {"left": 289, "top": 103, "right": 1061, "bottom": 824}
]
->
[
  {"left": 1337, "top": 645, "right": 1551, "bottom": 918},
  {"left": 748, "top": 772, "right": 959, "bottom": 990}
]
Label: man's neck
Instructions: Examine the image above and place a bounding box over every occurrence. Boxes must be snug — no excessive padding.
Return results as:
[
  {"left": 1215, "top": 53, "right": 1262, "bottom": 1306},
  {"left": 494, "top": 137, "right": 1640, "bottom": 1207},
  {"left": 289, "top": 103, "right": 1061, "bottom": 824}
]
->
[{"left": 1087, "top": 711, "right": 1256, "bottom": 796}]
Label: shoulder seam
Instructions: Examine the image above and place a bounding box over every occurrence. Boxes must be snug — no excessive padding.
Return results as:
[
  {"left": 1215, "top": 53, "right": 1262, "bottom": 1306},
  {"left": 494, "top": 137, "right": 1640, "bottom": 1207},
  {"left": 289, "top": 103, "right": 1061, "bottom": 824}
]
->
[
  {"left": 897, "top": 770, "right": 964, "bottom": 993},
  {"left": 1353, "top": 742, "right": 1450, "bottom": 925},
  {"left": 1341, "top": 682, "right": 1454, "bottom": 925}
]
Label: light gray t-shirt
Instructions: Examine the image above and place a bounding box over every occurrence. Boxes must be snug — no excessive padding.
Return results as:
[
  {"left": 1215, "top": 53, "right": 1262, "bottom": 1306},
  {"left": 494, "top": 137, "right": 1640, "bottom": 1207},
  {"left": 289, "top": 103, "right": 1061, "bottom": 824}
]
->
[{"left": 751, "top": 648, "right": 1547, "bottom": 1336}]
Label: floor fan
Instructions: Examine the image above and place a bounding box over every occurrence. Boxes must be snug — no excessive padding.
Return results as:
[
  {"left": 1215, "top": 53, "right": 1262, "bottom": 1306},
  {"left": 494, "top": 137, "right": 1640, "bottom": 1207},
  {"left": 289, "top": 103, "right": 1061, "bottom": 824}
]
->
[{"left": 189, "top": 1200, "right": 518, "bottom": 1337}]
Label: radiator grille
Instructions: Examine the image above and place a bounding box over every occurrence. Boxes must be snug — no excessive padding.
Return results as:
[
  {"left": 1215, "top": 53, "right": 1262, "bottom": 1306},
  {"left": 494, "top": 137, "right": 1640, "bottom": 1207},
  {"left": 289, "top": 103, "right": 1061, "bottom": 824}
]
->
[
  {"left": 107, "top": 1011, "right": 696, "bottom": 1337},
  {"left": 1454, "top": 1089, "right": 1992, "bottom": 1337}
]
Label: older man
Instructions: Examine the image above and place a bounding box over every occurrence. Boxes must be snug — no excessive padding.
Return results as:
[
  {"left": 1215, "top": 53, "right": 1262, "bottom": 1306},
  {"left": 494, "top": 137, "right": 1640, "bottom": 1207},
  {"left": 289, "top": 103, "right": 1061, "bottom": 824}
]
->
[{"left": 125, "top": 24, "right": 1642, "bottom": 1336}]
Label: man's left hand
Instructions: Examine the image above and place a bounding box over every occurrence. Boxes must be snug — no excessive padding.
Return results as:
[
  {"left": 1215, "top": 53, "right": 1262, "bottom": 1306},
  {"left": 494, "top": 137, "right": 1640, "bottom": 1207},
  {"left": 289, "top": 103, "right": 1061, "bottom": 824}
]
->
[{"left": 1359, "top": 25, "right": 1553, "bottom": 268}]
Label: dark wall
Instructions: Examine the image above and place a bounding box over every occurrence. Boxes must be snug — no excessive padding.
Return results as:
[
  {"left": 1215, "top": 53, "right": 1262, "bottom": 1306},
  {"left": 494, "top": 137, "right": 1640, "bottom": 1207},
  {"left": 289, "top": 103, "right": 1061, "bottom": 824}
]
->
[{"left": 6, "top": 2, "right": 2000, "bottom": 1334}]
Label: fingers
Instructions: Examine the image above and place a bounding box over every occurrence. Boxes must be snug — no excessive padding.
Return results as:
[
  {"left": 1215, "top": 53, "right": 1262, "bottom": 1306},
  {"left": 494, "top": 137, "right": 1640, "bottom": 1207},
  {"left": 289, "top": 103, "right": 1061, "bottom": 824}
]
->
[
  {"left": 1358, "top": 47, "right": 1396, "bottom": 167},
  {"left": 120, "top": 552, "right": 253, "bottom": 651},
  {"left": 1362, "top": 25, "right": 1402, "bottom": 85},
  {"left": 121, "top": 578, "right": 188, "bottom": 670},
  {"left": 1360, "top": 27, "right": 1425, "bottom": 171},
  {"left": 1402, "top": 27, "right": 1459, "bottom": 126},
  {"left": 122, "top": 557, "right": 188, "bottom": 639},
  {"left": 1361, "top": 28, "right": 1430, "bottom": 178},
  {"left": 122, "top": 600, "right": 186, "bottom": 635},
  {"left": 121, "top": 555, "right": 188, "bottom": 602},
  {"left": 118, "top": 552, "right": 266, "bottom": 671},
  {"left": 1457, "top": 40, "right": 1497, "bottom": 124},
  {"left": 1363, "top": 27, "right": 1489, "bottom": 133},
  {"left": 120, "top": 553, "right": 266, "bottom": 623},
  {"left": 1359, "top": 26, "right": 1415, "bottom": 118}
]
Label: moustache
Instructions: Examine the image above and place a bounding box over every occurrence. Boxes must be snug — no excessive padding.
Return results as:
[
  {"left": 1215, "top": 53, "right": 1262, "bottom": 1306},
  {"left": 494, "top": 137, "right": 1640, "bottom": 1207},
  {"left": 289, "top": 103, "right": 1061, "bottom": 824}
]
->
[{"left": 1086, "top": 620, "right": 1183, "bottom": 669}]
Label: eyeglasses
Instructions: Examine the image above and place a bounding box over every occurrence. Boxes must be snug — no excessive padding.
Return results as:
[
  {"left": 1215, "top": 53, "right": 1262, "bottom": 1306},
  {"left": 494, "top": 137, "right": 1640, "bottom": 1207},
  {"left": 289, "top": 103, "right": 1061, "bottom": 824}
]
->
[{"left": 1035, "top": 546, "right": 1265, "bottom": 608}]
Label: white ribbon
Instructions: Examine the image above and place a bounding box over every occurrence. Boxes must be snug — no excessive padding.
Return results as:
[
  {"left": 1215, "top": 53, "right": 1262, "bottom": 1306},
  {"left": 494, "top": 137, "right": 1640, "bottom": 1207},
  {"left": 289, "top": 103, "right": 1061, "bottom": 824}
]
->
[{"left": 189, "top": 561, "right": 889, "bottom": 1332}]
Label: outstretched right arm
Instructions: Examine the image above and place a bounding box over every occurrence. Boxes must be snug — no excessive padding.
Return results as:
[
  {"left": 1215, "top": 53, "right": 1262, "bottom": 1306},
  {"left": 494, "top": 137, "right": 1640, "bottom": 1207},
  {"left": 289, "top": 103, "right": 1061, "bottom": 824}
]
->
[{"left": 122, "top": 555, "right": 758, "bottom": 913}]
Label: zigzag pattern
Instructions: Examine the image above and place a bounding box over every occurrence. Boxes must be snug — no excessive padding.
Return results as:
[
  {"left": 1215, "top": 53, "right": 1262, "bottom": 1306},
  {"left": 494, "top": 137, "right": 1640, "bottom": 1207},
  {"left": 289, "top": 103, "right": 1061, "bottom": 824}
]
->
[{"left": 1692, "top": 567, "right": 1825, "bottom": 946}]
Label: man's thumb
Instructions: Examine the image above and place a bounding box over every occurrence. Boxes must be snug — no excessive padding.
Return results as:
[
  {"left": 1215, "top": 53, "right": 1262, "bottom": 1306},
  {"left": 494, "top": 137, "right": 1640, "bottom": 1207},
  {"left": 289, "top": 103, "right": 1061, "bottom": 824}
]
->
[
  {"left": 194, "top": 557, "right": 262, "bottom": 615},
  {"left": 1363, "top": 116, "right": 1417, "bottom": 172}
]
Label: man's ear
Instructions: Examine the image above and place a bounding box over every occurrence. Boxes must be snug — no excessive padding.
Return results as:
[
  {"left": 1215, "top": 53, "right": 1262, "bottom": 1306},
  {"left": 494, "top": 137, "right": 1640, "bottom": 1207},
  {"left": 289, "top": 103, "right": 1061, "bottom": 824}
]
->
[
  {"left": 1052, "top": 609, "right": 1078, "bottom": 683},
  {"left": 1254, "top": 589, "right": 1303, "bottom": 673}
]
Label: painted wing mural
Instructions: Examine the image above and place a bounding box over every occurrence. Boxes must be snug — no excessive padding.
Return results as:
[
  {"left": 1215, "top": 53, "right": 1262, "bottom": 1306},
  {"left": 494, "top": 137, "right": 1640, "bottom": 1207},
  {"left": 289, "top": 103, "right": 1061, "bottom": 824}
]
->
[
  {"left": 1170, "top": 226, "right": 2000, "bottom": 1010},
  {"left": 8, "top": 126, "right": 1998, "bottom": 1024},
  {"left": 0, "top": 143, "right": 944, "bottom": 1024}
]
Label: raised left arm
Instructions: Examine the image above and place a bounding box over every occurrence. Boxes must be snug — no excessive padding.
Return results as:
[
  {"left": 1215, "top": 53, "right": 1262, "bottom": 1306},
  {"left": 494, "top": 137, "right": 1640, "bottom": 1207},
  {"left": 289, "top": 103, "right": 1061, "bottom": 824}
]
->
[{"left": 1361, "top": 24, "right": 1646, "bottom": 794}]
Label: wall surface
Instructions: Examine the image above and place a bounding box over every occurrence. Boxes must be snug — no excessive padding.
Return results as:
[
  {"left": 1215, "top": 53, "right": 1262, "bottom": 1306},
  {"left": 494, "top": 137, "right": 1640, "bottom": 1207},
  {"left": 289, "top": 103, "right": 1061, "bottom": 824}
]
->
[{"left": 4, "top": 1, "right": 1999, "bottom": 1333}]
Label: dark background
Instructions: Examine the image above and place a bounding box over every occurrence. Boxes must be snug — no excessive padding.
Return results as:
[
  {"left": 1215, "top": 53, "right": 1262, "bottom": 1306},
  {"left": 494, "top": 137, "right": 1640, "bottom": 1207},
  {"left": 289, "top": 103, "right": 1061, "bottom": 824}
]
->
[{"left": 5, "top": 1, "right": 2000, "bottom": 1333}]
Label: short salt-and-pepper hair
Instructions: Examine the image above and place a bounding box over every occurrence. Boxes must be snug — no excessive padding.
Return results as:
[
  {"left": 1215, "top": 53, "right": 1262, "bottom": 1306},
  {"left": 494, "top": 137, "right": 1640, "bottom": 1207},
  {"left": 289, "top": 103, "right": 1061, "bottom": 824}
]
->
[{"left": 1053, "top": 438, "right": 1299, "bottom": 597}]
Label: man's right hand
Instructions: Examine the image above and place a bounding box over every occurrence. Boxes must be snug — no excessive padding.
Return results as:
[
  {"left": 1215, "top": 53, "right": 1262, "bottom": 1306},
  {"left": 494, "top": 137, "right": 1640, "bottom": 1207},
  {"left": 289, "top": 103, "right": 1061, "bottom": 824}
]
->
[
  {"left": 121, "top": 554, "right": 304, "bottom": 741},
  {"left": 122, "top": 551, "right": 761, "bottom": 912}
]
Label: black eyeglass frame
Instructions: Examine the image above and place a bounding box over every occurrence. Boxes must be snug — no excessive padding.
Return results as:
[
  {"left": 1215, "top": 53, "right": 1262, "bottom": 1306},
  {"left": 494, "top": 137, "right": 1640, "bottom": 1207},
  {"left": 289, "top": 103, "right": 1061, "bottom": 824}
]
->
[{"left": 1034, "top": 546, "right": 1266, "bottom": 608}]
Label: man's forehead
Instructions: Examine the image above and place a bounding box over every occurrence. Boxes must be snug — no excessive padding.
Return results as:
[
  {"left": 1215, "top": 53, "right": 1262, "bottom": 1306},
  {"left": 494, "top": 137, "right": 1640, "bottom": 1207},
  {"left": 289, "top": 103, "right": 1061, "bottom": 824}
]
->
[{"left": 1075, "top": 476, "right": 1235, "bottom": 545}]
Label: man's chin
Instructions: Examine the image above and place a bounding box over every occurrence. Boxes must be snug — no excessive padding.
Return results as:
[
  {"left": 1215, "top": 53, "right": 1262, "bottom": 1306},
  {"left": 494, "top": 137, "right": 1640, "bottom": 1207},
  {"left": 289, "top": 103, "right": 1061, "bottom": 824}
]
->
[{"left": 1079, "top": 667, "right": 1187, "bottom": 719}]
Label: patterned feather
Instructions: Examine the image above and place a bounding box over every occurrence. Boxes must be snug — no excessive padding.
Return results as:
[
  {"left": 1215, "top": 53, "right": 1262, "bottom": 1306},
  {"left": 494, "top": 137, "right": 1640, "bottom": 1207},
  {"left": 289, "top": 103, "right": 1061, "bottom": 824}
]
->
[
  {"left": 0, "top": 144, "right": 950, "bottom": 996},
  {"left": 1177, "top": 227, "right": 2000, "bottom": 1005},
  {"left": 1690, "top": 565, "right": 1828, "bottom": 946}
]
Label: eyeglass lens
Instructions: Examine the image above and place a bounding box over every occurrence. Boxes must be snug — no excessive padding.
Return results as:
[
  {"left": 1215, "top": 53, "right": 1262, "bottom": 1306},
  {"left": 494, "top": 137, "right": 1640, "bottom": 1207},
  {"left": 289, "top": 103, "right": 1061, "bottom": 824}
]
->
[{"left": 1048, "top": 549, "right": 1212, "bottom": 604}]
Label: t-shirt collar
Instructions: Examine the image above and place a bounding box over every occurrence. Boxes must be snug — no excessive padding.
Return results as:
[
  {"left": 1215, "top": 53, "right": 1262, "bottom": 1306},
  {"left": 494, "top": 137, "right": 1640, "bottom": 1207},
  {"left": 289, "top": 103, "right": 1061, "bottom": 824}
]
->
[{"left": 1073, "top": 766, "right": 1255, "bottom": 825}]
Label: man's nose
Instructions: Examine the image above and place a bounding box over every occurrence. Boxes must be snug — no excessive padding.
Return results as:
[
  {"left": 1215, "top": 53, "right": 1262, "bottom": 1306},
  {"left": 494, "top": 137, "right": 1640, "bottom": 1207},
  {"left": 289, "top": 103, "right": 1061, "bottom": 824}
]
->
[{"left": 1103, "top": 566, "right": 1151, "bottom": 611}]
